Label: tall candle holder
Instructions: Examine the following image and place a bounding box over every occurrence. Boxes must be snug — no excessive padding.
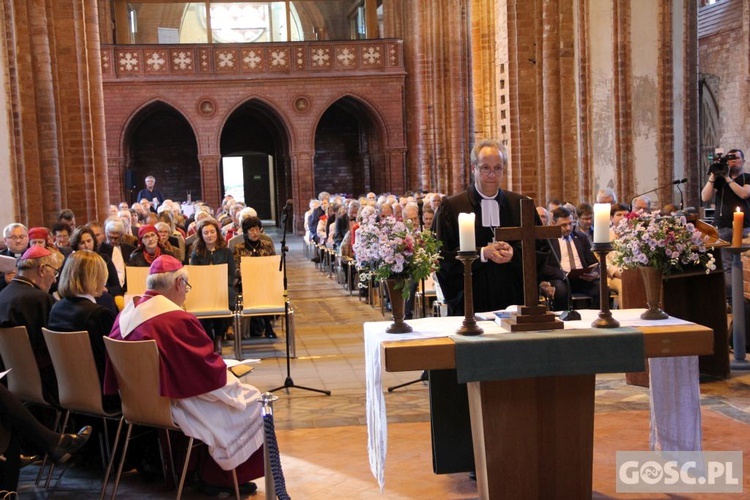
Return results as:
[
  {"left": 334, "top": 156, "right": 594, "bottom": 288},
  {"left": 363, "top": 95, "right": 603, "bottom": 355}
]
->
[
  {"left": 590, "top": 242, "right": 620, "bottom": 328},
  {"left": 456, "top": 251, "right": 484, "bottom": 336}
]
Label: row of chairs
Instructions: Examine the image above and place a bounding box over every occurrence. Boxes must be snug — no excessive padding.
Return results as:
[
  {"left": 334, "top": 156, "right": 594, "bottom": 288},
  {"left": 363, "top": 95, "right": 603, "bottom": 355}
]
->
[
  {"left": 306, "top": 239, "right": 447, "bottom": 319},
  {"left": 125, "top": 256, "right": 294, "bottom": 361},
  {"left": 0, "top": 326, "right": 270, "bottom": 499}
]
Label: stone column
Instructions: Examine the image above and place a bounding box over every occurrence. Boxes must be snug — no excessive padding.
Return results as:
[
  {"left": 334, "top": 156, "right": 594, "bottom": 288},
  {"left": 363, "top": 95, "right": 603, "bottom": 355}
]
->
[
  {"left": 291, "top": 150, "right": 314, "bottom": 234},
  {"left": 198, "top": 154, "right": 222, "bottom": 208},
  {"left": 0, "top": 0, "right": 109, "bottom": 226}
]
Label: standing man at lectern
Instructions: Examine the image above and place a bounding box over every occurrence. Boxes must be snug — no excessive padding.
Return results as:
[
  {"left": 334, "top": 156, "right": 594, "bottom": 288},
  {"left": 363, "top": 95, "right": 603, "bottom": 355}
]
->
[
  {"left": 431, "top": 139, "right": 548, "bottom": 476},
  {"left": 435, "top": 138, "right": 542, "bottom": 315}
]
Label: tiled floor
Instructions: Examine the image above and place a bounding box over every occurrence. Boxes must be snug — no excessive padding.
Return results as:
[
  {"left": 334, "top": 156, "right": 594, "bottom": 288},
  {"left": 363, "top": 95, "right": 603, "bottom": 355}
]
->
[{"left": 18, "top": 231, "right": 750, "bottom": 498}]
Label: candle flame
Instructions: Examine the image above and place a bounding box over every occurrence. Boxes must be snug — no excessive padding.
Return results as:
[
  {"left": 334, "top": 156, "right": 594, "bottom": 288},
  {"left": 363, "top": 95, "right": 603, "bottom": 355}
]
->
[{"left": 737, "top": 207, "right": 743, "bottom": 213}]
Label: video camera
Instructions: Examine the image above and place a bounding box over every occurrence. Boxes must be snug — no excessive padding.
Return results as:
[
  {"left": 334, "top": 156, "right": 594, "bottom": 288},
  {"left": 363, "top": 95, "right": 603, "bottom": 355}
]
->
[{"left": 708, "top": 149, "right": 739, "bottom": 177}]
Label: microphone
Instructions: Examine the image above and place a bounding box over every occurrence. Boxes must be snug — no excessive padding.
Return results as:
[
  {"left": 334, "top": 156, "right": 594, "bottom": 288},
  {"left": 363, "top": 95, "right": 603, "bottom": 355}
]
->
[
  {"left": 282, "top": 199, "right": 293, "bottom": 215},
  {"left": 630, "top": 179, "right": 687, "bottom": 211}
]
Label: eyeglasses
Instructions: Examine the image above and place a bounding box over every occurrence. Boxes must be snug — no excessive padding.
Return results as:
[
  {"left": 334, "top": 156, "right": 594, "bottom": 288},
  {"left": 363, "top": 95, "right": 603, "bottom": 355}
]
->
[
  {"left": 6, "top": 235, "right": 27, "bottom": 241},
  {"left": 477, "top": 165, "right": 503, "bottom": 176},
  {"left": 181, "top": 277, "right": 192, "bottom": 292},
  {"left": 44, "top": 264, "right": 60, "bottom": 279}
]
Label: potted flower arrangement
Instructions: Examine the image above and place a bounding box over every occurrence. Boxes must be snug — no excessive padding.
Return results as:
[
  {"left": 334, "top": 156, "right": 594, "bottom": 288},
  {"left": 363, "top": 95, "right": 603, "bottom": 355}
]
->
[
  {"left": 611, "top": 213, "right": 717, "bottom": 319},
  {"left": 353, "top": 215, "right": 441, "bottom": 333}
]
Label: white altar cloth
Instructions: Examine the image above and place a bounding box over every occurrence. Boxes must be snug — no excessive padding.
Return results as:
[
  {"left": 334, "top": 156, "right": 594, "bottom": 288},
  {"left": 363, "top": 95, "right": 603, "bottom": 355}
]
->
[{"left": 364, "top": 309, "right": 701, "bottom": 491}]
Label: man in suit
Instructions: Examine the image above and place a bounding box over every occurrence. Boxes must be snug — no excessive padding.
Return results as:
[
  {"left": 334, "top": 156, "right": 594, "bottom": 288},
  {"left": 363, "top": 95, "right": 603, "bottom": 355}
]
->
[
  {"left": 0, "top": 245, "right": 62, "bottom": 402},
  {"left": 435, "top": 138, "right": 547, "bottom": 315},
  {"left": 542, "top": 206, "right": 601, "bottom": 310}
]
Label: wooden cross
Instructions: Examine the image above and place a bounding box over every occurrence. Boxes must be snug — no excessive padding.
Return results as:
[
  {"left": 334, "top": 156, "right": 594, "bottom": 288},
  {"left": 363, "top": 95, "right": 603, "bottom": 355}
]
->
[{"left": 495, "top": 198, "right": 563, "bottom": 331}]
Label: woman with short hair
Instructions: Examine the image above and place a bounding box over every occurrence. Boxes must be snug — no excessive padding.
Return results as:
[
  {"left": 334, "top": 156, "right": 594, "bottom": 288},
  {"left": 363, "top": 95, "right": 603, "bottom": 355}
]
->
[
  {"left": 68, "top": 226, "right": 121, "bottom": 310},
  {"left": 48, "top": 250, "right": 118, "bottom": 410}
]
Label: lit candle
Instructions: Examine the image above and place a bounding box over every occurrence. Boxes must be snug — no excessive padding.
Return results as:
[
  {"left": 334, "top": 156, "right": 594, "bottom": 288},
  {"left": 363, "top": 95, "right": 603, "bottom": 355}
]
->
[
  {"left": 732, "top": 207, "right": 744, "bottom": 247},
  {"left": 593, "top": 203, "right": 611, "bottom": 243},
  {"left": 458, "top": 213, "right": 476, "bottom": 252}
]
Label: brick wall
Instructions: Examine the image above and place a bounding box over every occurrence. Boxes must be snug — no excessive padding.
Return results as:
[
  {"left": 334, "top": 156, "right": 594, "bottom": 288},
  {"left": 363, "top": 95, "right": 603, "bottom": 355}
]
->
[
  {"left": 698, "top": 0, "right": 749, "bottom": 150},
  {"left": 101, "top": 47, "right": 407, "bottom": 230}
]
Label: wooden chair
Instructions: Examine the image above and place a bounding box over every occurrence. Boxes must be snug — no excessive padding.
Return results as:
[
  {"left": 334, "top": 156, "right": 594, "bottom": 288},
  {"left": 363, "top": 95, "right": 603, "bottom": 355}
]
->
[
  {"left": 238, "top": 255, "right": 294, "bottom": 358},
  {"left": 102, "top": 337, "right": 240, "bottom": 499},
  {"left": 42, "top": 328, "right": 123, "bottom": 496},
  {"left": 183, "top": 264, "right": 232, "bottom": 319},
  {"left": 0, "top": 326, "right": 62, "bottom": 486},
  {"left": 124, "top": 265, "right": 150, "bottom": 299},
  {"left": 414, "top": 275, "right": 437, "bottom": 318}
]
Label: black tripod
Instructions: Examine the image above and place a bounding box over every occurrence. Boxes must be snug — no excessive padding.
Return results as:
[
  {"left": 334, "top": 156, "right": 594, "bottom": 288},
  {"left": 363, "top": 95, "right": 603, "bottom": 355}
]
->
[{"left": 270, "top": 201, "right": 331, "bottom": 396}]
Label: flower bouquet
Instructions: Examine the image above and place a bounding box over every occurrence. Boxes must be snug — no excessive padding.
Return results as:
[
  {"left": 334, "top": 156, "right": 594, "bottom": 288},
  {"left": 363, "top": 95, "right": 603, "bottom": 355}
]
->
[
  {"left": 353, "top": 215, "right": 442, "bottom": 300},
  {"left": 611, "top": 213, "right": 716, "bottom": 275},
  {"left": 611, "top": 213, "right": 716, "bottom": 319}
]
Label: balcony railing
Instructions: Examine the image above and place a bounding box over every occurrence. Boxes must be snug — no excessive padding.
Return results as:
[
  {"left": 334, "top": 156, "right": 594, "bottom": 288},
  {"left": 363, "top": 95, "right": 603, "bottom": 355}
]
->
[{"left": 101, "top": 39, "right": 404, "bottom": 81}]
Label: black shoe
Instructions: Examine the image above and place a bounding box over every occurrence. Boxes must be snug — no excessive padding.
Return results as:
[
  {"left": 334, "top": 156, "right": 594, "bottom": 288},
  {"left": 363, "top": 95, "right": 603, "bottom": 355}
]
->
[
  {"left": 469, "top": 471, "right": 476, "bottom": 481},
  {"left": 265, "top": 329, "right": 278, "bottom": 339},
  {"left": 197, "top": 480, "right": 257, "bottom": 496},
  {"left": 48, "top": 426, "right": 92, "bottom": 465}
]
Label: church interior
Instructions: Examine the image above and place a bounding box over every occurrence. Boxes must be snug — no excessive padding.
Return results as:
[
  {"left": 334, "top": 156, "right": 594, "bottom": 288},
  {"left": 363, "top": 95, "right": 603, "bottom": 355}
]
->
[{"left": 2, "top": 0, "right": 750, "bottom": 498}]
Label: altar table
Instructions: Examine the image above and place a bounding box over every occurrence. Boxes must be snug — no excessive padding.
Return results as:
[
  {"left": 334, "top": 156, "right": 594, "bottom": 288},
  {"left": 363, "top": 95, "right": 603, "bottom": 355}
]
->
[{"left": 364, "top": 309, "right": 713, "bottom": 499}]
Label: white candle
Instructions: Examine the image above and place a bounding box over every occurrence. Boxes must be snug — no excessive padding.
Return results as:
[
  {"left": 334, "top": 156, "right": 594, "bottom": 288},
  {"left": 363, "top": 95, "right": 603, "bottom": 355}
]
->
[
  {"left": 458, "top": 213, "right": 476, "bottom": 251},
  {"left": 593, "top": 203, "right": 611, "bottom": 243}
]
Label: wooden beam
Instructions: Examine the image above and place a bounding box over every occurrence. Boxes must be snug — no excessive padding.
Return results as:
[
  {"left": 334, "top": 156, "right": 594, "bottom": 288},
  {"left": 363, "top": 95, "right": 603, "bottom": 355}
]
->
[{"left": 382, "top": 323, "right": 714, "bottom": 372}]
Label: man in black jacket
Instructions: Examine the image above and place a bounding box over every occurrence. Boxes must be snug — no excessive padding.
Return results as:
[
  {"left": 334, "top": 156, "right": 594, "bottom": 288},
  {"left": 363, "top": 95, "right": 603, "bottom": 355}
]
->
[
  {"left": 541, "top": 206, "right": 601, "bottom": 309},
  {"left": 435, "top": 139, "right": 546, "bottom": 315}
]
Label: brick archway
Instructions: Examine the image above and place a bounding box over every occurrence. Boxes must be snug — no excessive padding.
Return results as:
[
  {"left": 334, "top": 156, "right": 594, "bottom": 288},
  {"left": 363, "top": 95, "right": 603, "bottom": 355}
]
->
[
  {"left": 313, "top": 95, "right": 391, "bottom": 197},
  {"left": 220, "top": 99, "right": 291, "bottom": 223},
  {"left": 122, "top": 101, "right": 200, "bottom": 204}
]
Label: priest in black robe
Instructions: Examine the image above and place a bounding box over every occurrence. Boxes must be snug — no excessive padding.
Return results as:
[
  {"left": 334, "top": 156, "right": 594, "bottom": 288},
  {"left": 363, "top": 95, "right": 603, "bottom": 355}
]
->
[
  {"left": 430, "top": 139, "right": 549, "bottom": 475},
  {"left": 435, "top": 138, "right": 544, "bottom": 315}
]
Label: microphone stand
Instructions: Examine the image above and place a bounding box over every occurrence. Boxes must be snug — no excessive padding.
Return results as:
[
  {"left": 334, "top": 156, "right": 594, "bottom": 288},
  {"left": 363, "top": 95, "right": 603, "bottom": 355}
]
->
[
  {"left": 630, "top": 179, "right": 687, "bottom": 211},
  {"left": 546, "top": 239, "right": 581, "bottom": 321},
  {"left": 676, "top": 183, "right": 684, "bottom": 210},
  {"left": 271, "top": 206, "right": 331, "bottom": 396}
]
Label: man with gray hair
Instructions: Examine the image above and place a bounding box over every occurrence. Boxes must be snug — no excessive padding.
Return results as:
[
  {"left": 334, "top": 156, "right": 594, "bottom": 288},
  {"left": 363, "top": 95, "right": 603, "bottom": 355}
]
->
[
  {"left": 0, "top": 223, "right": 29, "bottom": 292},
  {"left": 0, "top": 245, "right": 63, "bottom": 402},
  {"left": 136, "top": 175, "right": 165, "bottom": 210},
  {"left": 104, "top": 255, "right": 265, "bottom": 494},
  {"left": 596, "top": 187, "right": 618, "bottom": 204},
  {"left": 102, "top": 219, "right": 135, "bottom": 289}
]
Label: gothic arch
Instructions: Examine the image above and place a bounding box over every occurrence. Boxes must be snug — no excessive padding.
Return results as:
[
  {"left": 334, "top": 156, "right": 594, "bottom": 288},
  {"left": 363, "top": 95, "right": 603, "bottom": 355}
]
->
[
  {"left": 219, "top": 98, "right": 292, "bottom": 222},
  {"left": 122, "top": 100, "right": 201, "bottom": 203},
  {"left": 312, "top": 94, "right": 389, "bottom": 196}
]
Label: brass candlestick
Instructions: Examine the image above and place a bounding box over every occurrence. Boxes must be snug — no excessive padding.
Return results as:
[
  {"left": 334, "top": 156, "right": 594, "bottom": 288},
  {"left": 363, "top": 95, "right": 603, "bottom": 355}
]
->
[
  {"left": 591, "top": 242, "right": 620, "bottom": 328},
  {"left": 456, "top": 251, "right": 484, "bottom": 336}
]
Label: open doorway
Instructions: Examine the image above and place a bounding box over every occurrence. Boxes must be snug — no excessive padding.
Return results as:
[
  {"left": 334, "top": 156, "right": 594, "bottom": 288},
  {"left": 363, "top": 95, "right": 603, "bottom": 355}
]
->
[{"left": 222, "top": 153, "right": 276, "bottom": 222}]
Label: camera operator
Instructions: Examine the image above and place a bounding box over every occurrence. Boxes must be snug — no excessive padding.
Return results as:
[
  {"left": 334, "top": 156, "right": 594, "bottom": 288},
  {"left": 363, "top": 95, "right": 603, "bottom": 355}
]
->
[{"left": 701, "top": 148, "right": 749, "bottom": 303}]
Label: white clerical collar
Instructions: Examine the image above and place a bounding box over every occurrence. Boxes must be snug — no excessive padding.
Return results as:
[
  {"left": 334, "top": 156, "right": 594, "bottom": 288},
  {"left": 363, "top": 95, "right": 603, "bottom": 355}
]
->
[
  {"left": 475, "top": 187, "right": 499, "bottom": 200},
  {"left": 76, "top": 294, "right": 97, "bottom": 303}
]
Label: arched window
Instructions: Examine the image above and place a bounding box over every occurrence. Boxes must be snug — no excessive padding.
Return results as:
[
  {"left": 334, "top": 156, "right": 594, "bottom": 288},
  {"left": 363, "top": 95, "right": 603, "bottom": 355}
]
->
[{"left": 116, "top": 1, "right": 380, "bottom": 44}]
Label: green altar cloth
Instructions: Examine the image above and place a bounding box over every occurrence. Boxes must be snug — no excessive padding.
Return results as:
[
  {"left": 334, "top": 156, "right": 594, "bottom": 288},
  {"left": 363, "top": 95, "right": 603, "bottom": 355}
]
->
[{"left": 452, "top": 327, "right": 644, "bottom": 383}]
